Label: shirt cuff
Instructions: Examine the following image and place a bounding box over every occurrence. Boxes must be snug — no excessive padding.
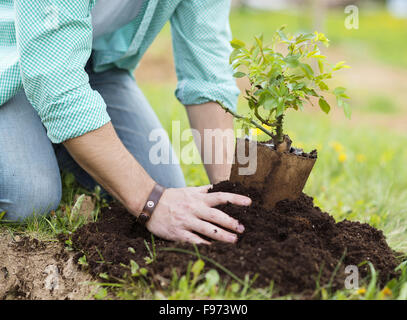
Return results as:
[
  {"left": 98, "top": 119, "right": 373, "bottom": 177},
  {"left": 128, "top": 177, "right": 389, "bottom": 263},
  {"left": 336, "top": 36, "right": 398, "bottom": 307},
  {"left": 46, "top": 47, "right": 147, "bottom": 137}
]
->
[
  {"left": 39, "top": 85, "right": 111, "bottom": 144},
  {"left": 175, "top": 79, "right": 240, "bottom": 112}
]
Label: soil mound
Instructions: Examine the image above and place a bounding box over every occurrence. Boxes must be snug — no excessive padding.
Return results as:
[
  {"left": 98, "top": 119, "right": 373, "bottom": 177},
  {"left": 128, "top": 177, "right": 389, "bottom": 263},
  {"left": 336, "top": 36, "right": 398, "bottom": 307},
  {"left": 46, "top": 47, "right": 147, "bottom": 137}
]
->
[{"left": 71, "top": 181, "right": 400, "bottom": 295}]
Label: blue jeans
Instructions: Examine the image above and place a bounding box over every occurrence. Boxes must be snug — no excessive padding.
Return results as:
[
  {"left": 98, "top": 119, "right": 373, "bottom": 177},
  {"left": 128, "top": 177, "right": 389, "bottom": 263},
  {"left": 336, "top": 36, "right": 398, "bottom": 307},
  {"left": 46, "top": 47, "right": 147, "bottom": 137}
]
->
[{"left": 0, "top": 67, "right": 185, "bottom": 221}]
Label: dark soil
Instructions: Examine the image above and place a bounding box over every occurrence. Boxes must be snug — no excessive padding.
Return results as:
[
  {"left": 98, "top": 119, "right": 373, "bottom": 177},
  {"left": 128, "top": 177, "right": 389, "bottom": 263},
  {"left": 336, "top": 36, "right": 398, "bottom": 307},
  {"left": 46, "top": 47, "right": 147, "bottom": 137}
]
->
[
  {"left": 260, "top": 136, "right": 318, "bottom": 159},
  {"left": 70, "top": 181, "right": 400, "bottom": 296}
]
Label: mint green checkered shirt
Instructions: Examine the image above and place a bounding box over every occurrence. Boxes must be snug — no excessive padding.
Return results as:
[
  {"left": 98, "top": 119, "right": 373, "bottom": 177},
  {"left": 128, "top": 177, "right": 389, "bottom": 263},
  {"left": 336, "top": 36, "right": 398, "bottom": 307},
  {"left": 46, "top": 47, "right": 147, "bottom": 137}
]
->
[{"left": 0, "top": 0, "right": 239, "bottom": 143}]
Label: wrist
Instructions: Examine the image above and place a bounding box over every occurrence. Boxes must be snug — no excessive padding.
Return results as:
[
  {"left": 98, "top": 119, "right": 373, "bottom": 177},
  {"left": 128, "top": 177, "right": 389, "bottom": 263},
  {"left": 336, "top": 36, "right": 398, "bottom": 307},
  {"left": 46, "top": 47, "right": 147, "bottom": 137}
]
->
[
  {"left": 125, "top": 178, "right": 156, "bottom": 217},
  {"left": 137, "top": 183, "right": 166, "bottom": 225}
]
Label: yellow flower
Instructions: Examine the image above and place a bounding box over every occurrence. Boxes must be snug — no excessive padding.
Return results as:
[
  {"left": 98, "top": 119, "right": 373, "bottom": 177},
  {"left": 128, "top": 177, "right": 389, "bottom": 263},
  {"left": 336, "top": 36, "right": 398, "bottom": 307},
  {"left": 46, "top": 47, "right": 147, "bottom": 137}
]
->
[
  {"left": 356, "top": 154, "right": 366, "bottom": 163},
  {"left": 338, "top": 153, "right": 347, "bottom": 163},
  {"left": 251, "top": 126, "right": 271, "bottom": 137},
  {"left": 356, "top": 287, "right": 366, "bottom": 295},
  {"left": 258, "top": 128, "right": 267, "bottom": 135},
  {"left": 381, "top": 287, "right": 392, "bottom": 296},
  {"left": 330, "top": 141, "right": 344, "bottom": 153},
  {"left": 380, "top": 151, "right": 394, "bottom": 164}
]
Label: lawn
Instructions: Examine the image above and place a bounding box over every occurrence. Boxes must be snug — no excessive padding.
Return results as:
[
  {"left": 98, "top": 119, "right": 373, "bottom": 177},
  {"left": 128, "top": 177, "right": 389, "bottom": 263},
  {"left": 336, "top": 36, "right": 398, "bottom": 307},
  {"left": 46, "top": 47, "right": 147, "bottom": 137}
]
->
[{"left": 1, "top": 7, "right": 407, "bottom": 300}]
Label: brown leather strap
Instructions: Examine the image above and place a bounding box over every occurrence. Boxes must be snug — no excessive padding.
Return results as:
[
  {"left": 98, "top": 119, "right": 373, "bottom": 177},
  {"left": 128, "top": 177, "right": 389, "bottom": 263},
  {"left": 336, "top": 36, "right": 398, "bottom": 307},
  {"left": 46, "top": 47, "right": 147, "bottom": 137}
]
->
[{"left": 137, "top": 184, "right": 166, "bottom": 226}]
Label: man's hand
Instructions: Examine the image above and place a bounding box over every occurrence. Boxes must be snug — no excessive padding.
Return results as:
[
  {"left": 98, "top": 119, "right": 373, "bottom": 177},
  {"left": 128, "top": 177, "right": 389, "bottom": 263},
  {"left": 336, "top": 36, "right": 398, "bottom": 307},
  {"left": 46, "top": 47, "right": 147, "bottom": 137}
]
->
[
  {"left": 146, "top": 185, "right": 251, "bottom": 244},
  {"left": 64, "top": 122, "right": 250, "bottom": 245}
]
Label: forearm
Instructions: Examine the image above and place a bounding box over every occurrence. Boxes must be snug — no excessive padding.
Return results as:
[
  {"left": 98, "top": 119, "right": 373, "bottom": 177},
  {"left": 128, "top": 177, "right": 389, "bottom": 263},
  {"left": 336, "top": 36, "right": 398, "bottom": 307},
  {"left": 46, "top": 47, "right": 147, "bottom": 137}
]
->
[
  {"left": 64, "top": 119, "right": 250, "bottom": 245},
  {"left": 186, "top": 102, "right": 235, "bottom": 184},
  {"left": 63, "top": 122, "right": 155, "bottom": 216}
]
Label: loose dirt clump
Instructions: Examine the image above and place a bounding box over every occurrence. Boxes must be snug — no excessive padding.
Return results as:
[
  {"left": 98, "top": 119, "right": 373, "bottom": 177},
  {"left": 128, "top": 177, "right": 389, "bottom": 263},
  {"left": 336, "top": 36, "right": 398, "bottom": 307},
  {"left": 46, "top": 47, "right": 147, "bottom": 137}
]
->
[
  {"left": 71, "top": 181, "right": 401, "bottom": 296},
  {"left": 0, "top": 233, "right": 96, "bottom": 300}
]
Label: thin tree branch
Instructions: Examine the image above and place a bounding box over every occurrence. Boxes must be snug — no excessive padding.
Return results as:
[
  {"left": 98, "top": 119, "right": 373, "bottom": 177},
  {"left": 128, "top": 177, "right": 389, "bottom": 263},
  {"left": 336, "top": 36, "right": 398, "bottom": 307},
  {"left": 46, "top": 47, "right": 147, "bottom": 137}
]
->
[{"left": 216, "top": 100, "right": 274, "bottom": 138}]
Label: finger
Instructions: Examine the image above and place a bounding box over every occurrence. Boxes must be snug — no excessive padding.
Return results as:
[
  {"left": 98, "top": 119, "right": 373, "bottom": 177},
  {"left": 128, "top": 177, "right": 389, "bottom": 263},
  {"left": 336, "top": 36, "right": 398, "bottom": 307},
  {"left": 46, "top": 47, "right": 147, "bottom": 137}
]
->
[
  {"left": 190, "top": 185, "right": 213, "bottom": 193},
  {"left": 204, "top": 192, "right": 251, "bottom": 207},
  {"left": 178, "top": 230, "right": 211, "bottom": 245},
  {"left": 198, "top": 208, "right": 245, "bottom": 233},
  {"left": 190, "top": 219, "right": 238, "bottom": 243}
]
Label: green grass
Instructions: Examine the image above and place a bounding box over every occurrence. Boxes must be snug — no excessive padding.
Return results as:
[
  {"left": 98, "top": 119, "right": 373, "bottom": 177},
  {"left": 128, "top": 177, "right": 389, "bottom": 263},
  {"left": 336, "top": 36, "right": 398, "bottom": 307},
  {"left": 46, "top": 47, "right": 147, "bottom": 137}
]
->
[
  {"left": 148, "top": 7, "right": 407, "bottom": 69},
  {"left": 354, "top": 93, "right": 400, "bottom": 114},
  {"left": 229, "top": 8, "right": 407, "bottom": 69}
]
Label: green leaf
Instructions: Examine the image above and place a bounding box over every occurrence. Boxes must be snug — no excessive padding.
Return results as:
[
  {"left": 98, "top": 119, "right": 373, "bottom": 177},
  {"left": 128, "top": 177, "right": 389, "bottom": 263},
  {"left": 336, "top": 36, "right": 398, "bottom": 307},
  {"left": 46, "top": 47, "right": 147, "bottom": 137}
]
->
[
  {"left": 284, "top": 54, "right": 300, "bottom": 68},
  {"left": 230, "top": 39, "right": 246, "bottom": 49},
  {"left": 99, "top": 273, "right": 109, "bottom": 280},
  {"left": 94, "top": 288, "right": 108, "bottom": 300},
  {"left": 292, "top": 82, "right": 305, "bottom": 90},
  {"left": 78, "top": 255, "right": 88, "bottom": 267},
  {"left": 343, "top": 101, "right": 351, "bottom": 119},
  {"left": 139, "top": 268, "right": 148, "bottom": 276},
  {"left": 72, "top": 194, "right": 85, "bottom": 216},
  {"left": 229, "top": 49, "right": 241, "bottom": 64},
  {"left": 333, "top": 87, "right": 346, "bottom": 96},
  {"left": 315, "top": 32, "right": 330, "bottom": 47},
  {"left": 300, "top": 63, "right": 314, "bottom": 79},
  {"left": 318, "top": 81, "right": 329, "bottom": 91},
  {"left": 0, "top": 211, "right": 6, "bottom": 221},
  {"left": 319, "top": 98, "right": 331, "bottom": 114},
  {"left": 254, "top": 34, "right": 263, "bottom": 48},
  {"left": 334, "top": 87, "right": 350, "bottom": 100},
  {"left": 296, "top": 33, "right": 314, "bottom": 44},
  {"left": 333, "top": 61, "right": 350, "bottom": 71},
  {"left": 130, "top": 260, "right": 139, "bottom": 276},
  {"left": 297, "top": 99, "right": 304, "bottom": 111},
  {"left": 179, "top": 275, "right": 188, "bottom": 291},
  {"left": 277, "top": 28, "right": 289, "bottom": 42},
  {"left": 304, "top": 88, "right": 319, "bottom": 97},
  {"left": 318, "top": 59, "right": 324, "bottom": 73},
  {"left": 205, "top": 269, "right": 220, "bottom": 288},
  {"left": 276, "top": 99, "right": 285, "bottom": 117},
  {"left": 191, "top": 259, "right": 205, "bottom": 278},
  {"left": 264, "top": 97, "right": 277, "bottom": 111},
  {"left": 233, "top": 71, "right": 246, "bottom": 78}
]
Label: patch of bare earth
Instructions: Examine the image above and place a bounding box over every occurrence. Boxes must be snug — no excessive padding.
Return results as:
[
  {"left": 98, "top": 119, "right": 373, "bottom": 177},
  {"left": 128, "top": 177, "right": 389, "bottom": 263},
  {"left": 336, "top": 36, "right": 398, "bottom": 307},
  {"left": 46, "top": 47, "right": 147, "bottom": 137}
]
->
[{"left": 0, "top": 233, "right": 96, "bottom": 300}]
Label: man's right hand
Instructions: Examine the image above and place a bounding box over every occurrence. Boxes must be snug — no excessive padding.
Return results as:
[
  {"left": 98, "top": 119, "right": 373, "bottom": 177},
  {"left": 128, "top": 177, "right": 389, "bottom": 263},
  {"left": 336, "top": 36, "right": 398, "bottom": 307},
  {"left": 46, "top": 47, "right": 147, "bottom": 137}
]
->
[
  {"left": 146, "top": 185, "right": 251, "bottom": 244},
  {"left": 64, "top": 122, "right": 251, "bottom": 245}
]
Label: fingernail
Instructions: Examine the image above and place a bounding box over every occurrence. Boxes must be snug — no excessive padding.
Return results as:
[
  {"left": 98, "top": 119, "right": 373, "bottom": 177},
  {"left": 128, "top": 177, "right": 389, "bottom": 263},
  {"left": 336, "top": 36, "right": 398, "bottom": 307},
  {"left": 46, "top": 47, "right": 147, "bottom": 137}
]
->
[
  {"left": 237, "top": 223, "right": 245, "bottom": 233},
  {"left": 230, "top": 235, "right": 238, "bottom": 243},
  {"left": 244, "top": 198, "right": 251, "bottom": 205}
]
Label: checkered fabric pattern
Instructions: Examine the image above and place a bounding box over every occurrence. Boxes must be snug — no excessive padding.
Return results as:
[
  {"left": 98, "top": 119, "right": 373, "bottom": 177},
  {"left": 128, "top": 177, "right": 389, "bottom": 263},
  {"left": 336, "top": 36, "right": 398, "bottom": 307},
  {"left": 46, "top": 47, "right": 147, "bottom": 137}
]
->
[{"left": 0, "top": 0, "right": 239, "bottom": 143}]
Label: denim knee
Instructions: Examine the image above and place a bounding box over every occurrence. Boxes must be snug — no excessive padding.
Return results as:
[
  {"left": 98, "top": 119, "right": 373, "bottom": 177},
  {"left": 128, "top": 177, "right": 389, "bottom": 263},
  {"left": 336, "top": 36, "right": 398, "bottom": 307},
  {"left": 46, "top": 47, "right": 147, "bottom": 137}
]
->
[{"left": 0, "top": 174, "right": 62, "bottom": 222}]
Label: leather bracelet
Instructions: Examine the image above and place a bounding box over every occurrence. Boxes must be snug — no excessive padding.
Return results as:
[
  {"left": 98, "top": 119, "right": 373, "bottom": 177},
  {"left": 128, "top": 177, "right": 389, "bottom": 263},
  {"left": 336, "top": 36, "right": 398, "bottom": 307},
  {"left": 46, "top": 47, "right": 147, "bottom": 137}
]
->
[{"left": 137, "top": 183, "right": 166, "bottom": 226}]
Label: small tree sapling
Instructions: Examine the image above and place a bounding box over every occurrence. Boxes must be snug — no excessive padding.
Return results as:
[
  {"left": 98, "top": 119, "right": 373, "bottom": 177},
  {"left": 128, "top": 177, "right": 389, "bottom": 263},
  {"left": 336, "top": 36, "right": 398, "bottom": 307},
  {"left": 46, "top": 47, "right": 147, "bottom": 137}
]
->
[
  {"left": 219, "top": 26, "right": 350, "bottom": 152},
  {"left": 224, "top": 27, "right": 351, "bottom": 209}
]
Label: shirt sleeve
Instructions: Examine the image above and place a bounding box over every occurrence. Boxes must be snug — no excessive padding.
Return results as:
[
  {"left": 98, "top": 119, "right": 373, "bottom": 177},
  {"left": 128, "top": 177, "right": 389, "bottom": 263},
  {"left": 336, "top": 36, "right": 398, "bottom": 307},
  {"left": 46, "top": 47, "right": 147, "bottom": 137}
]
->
[
  {"left": 14, "top": 0, "right": 111, "bottom": 144},
  {"left": 170, "top": 0, "right": 240, "bottom": 112}
]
